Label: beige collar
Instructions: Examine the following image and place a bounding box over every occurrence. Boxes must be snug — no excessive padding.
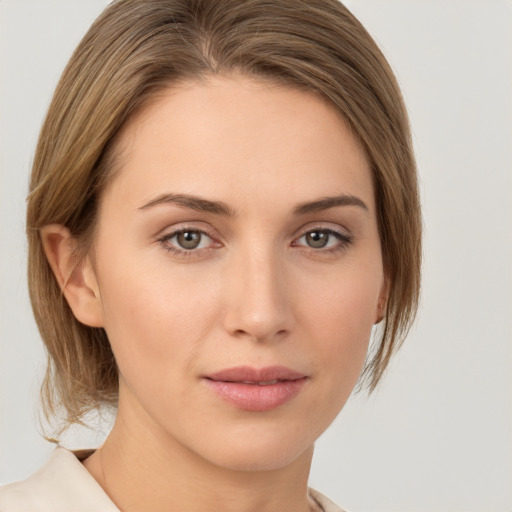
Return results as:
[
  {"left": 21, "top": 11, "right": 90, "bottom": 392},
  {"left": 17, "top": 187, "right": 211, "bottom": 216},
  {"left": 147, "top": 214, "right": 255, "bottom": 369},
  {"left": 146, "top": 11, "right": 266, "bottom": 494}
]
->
[{"left": 0, "top": 447, "right": 346, "bottom": 512}]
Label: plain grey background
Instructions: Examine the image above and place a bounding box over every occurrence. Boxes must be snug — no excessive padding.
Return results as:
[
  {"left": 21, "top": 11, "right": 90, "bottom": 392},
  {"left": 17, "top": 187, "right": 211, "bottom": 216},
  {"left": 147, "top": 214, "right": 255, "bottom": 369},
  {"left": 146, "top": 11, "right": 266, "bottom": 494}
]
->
[{"left": 1, "top": 1, "right": 511, "bottom": 511}]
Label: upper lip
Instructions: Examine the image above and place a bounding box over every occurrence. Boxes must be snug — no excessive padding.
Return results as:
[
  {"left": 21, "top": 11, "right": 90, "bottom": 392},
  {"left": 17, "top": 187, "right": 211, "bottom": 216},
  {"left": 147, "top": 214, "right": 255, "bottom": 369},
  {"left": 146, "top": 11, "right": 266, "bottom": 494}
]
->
[{"left": 205, "top": 365, "right": 307, "bottom": 384}]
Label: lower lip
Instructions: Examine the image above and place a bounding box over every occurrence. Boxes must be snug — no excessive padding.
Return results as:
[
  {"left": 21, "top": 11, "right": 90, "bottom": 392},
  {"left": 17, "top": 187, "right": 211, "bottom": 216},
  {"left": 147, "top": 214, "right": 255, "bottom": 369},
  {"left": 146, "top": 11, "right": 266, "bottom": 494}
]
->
[{"left": 204, "top": 378, "right": 308, "bottom": 412}]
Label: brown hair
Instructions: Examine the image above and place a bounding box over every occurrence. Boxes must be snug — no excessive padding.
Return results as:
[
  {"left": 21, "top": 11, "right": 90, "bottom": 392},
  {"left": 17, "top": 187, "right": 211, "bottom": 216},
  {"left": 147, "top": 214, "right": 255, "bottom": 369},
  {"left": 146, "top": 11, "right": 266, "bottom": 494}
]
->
[{"left": 27, "top": 0, "right": 421, "bottom": 430}]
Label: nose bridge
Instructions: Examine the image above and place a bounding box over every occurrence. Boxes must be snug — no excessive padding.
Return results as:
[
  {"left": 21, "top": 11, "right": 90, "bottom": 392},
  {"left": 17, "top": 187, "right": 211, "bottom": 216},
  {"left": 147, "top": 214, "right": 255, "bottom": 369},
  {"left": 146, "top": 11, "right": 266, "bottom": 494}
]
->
[{"left": 223, "top": 239, "right": 291, "bottom": 341}]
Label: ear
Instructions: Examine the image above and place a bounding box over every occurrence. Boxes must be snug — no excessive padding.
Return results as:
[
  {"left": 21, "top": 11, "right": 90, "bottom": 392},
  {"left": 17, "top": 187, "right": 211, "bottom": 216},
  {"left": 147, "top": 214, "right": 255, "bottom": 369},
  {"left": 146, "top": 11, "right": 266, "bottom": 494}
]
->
[
  {"left": 40, "top": 224, "right": 104, "bottom": 328},
  {"left": 374, "top": 274, "right": 390, "bottom": 325}
]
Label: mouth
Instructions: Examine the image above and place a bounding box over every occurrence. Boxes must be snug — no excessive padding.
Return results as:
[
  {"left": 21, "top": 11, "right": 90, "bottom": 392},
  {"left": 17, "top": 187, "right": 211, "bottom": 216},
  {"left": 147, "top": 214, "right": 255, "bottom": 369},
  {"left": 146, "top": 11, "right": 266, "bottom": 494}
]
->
[
  {"left": 203, "top": 366, "right": 308, "bottom": 412},
  {"left": 236, "top": 379, "right": 281, "bottom": 385}
]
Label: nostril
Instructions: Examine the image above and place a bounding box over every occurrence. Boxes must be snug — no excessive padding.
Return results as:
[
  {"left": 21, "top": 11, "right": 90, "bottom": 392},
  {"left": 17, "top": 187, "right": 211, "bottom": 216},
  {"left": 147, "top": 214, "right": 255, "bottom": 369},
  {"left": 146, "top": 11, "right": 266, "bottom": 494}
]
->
[{"left": 231, "top": 327, "right": 289, "bottom": 342}]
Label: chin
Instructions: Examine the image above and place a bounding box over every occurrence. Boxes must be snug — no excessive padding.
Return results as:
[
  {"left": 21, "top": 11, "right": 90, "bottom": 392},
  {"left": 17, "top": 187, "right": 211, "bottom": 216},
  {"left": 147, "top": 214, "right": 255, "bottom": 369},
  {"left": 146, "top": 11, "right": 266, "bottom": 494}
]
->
[
  {"left": 211, "top": 443, "right": 313, "bottom": 473},
  {"left": 188, "top": 423, "right": 317, "bottom": 473}
]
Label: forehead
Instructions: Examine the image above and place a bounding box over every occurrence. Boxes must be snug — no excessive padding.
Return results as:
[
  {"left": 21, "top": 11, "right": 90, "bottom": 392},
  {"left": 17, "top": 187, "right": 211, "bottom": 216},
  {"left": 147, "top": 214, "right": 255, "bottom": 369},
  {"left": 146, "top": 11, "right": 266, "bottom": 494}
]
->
[{"left": 102, "top": 74, "right": 374, "bottom": 213}]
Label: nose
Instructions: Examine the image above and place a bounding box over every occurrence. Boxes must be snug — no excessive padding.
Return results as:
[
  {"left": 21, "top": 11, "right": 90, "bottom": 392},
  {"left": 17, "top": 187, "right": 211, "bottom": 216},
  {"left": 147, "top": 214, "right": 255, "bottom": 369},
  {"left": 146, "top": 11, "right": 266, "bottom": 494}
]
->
[{"left": 221, "top": 246, "right": 293, "bottom": 343}]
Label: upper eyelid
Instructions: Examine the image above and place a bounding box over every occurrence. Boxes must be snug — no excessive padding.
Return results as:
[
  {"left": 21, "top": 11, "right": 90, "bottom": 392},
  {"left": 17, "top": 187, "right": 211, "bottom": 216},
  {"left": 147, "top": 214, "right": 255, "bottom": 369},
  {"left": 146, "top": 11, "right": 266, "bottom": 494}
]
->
[
  {"left": 293, "top": 222, "right": 351, "bottom": 239},
  {"left": 157, "top": 223, "right": 218, "bottom": 240},
  {"left": 297, "top": 227, "right": 350, "bottom": 239},
  {"left": 293, "top": 228, "right": 352, "bottom": 246}
]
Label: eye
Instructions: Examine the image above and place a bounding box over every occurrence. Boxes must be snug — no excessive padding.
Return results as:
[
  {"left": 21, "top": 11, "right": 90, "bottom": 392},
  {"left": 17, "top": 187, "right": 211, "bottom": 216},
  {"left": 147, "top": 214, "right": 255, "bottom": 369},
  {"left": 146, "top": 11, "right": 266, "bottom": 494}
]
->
[
  {"left": 174, "top": 230, "right": 205, "bottom": 250},
  {"left": 159, "top": 228, "right": 216, "bottom": 253},
  {"left": 293, "top": 228, "right": 352, "bottom": 251}
]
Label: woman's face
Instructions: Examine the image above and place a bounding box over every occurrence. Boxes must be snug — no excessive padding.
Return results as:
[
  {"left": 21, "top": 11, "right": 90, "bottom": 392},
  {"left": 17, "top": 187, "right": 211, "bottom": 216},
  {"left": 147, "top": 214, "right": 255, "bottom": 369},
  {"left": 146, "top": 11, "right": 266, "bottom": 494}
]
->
[{"left": 87, "top": 75, "right": 386, "bottom": 471}]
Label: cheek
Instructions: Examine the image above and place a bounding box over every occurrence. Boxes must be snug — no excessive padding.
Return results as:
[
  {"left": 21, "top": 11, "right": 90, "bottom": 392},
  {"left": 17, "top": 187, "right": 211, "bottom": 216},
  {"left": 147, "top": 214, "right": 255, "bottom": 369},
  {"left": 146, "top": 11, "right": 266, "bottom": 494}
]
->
[
  {"left": 300, "top": 262, "right": 381, "bottom": 385},
  {"left": 312, "top": 300, "right": 372, "bottom": 384},
  {"left": 96, "top": 254, "right": 219, "bottom": 384},
  {"left": 303, "top": 259, "right": 380, "bottom": 339}
]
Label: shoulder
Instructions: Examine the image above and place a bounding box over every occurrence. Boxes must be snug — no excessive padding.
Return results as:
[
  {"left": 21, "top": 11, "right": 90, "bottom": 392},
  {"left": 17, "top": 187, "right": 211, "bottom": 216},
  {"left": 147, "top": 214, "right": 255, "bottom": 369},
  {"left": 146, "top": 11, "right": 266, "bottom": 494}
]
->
[
  {"left": 309, "top": 488, "right": 351, "bottom": 512},
  {"left": 0, "top": 447, "right": 118, "bottom": 512}
]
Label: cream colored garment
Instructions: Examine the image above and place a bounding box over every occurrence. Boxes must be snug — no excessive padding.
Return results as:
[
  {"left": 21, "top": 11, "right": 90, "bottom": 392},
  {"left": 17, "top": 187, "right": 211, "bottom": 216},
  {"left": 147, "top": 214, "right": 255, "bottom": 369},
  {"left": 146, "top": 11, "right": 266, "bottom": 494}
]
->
[{"left": 0, "top": 447, "right": 346, "bottom": 512}]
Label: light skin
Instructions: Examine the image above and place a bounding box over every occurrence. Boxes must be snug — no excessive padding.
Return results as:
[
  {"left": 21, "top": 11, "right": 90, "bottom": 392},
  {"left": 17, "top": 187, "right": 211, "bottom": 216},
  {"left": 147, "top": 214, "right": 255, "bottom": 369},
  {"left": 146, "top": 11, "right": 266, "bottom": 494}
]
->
[{"left": 42, "top": 74, "right": 387, "bottom": 512}]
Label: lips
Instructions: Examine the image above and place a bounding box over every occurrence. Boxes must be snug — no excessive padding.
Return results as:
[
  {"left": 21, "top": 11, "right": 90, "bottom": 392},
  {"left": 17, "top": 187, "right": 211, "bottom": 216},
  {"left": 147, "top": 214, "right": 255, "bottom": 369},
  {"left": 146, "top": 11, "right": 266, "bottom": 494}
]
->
[{"left": 203, "top": 366, "right": 308, "bottom": 412}]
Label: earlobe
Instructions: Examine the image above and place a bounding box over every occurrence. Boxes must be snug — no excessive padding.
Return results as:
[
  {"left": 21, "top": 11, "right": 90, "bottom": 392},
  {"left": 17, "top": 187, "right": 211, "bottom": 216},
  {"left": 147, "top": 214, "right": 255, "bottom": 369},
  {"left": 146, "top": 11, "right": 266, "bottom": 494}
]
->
[
  {"left": 375, "top": 301, "right": 386, "bottom": 324},
  {"left": 40, "top": 224, "right": 104, "bottom": 328},
  {"left": 374, "top": 275, "right": 390, "bottom": 324}
]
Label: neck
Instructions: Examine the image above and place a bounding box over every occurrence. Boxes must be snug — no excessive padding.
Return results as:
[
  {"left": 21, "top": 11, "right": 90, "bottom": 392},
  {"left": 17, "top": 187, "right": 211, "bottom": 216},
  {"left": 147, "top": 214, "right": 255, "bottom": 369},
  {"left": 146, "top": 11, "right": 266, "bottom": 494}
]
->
[{"left": 83, "top": 394, "right": 318, "bottom": 512}]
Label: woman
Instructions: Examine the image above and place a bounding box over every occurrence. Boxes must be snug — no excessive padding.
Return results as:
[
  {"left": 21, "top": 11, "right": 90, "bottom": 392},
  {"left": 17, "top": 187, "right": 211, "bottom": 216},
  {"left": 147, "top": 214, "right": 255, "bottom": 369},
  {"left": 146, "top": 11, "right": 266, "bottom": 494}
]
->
[{"left": 0, "top": 0, "right": 421, "bottom": 510}]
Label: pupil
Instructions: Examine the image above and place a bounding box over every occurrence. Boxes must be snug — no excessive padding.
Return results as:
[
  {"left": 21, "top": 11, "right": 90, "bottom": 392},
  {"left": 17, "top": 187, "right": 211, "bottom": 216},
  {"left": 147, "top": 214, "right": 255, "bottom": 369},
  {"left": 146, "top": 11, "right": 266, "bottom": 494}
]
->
[
  {"left": 307, "top": 231, "right": 328, "bottom": 248},
  {"left": 177, "top": 231, "right": 201, "bottom": 249}
]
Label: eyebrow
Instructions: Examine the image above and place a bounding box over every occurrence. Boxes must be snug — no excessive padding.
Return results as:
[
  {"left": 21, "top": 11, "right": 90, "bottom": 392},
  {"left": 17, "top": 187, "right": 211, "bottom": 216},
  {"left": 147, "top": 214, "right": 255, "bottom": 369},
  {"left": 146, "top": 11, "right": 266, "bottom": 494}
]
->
[
  {"left": 139, "top": 192, "right": 368, "bottom": 216},
  {"left": 293, "top": 194, "right": 368, "bottom": 215},
  {"left": 139, "top": 193, "right": 237, "bottom": 216}
]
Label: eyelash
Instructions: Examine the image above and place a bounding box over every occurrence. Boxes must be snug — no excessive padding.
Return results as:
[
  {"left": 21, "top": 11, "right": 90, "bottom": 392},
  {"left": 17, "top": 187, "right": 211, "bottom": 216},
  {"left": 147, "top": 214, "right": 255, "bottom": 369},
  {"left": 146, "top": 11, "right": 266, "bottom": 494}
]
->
[
  {"left": 157, "top": 226, "right": 219, "bottom": 258},
  {"left": 292, "top": 228, "right": 353, "bottom": 254},
  {"left": 157, "top": 225, "right": 353, "bottom": 258}
]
